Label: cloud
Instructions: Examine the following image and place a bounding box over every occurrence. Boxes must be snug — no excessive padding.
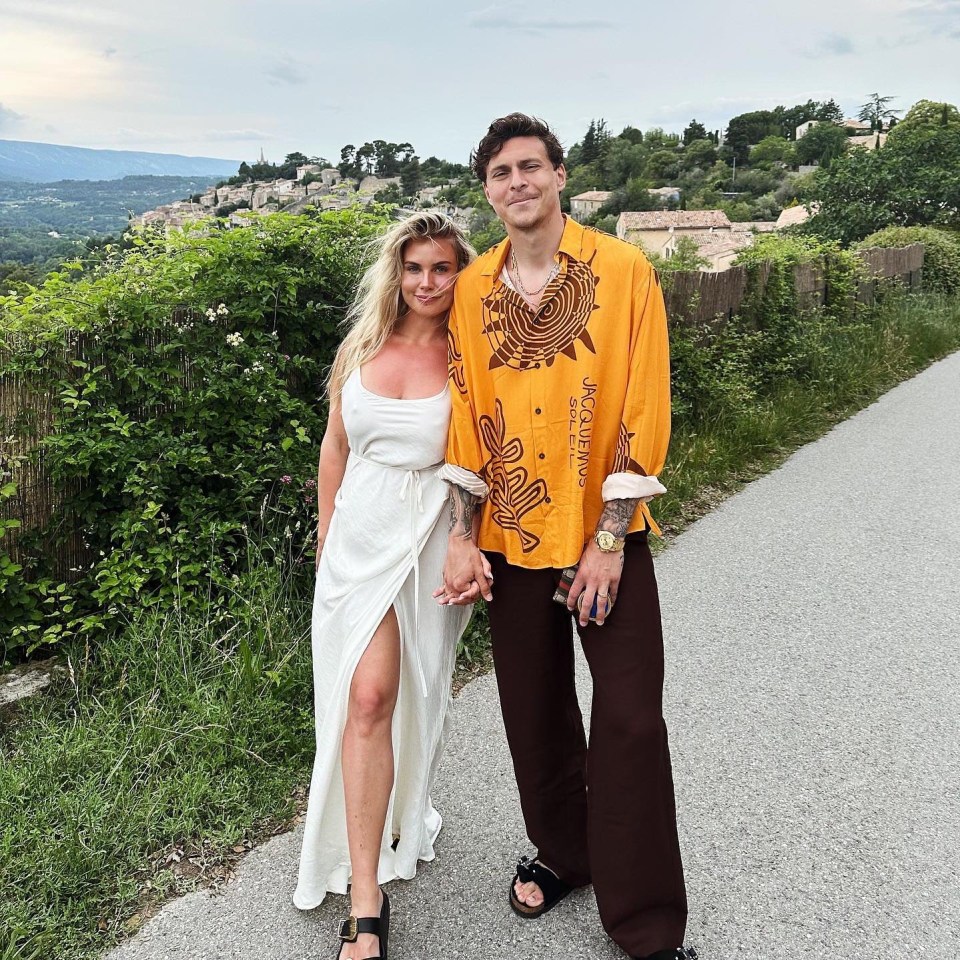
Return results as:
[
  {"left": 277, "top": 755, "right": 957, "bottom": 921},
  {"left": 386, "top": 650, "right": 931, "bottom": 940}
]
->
[
  {"left": 112, "top": 127, "right": 277, "bottom": 146},
  {"left": 0, "top": 102, "right": 26, "bottom": 132},
  {"left": 266, "top": 58, "right": 307, "bottom": 85},
  {"left": 902, "top": 0, "right": 960, "bottom": 37},
  {"left": 803, "top": 32, "right": 855, "bottom": 58},
  {"left": 204, "top": 129, "right": 278, "bottom": 142},
  {"left": 467, "top": 6, "right": 613, "bottom": 31}
]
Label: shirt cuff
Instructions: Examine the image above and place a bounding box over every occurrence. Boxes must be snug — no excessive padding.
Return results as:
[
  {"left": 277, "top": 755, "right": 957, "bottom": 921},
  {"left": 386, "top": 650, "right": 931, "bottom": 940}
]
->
[
  {"left": 438, "top": 464, "right": 490, "bottom": 500},
  {"left": 601, "top": 472, "right": 667, "bottom": 502}
]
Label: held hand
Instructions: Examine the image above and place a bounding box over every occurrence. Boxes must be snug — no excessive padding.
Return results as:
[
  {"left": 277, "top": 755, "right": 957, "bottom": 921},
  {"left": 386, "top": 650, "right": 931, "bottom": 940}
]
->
[
  {"left": 434, "top": 537, "right": 493, "bottom": 605},
  {"left": 567, "top": 540, "right": 623, "bottom": 627}
]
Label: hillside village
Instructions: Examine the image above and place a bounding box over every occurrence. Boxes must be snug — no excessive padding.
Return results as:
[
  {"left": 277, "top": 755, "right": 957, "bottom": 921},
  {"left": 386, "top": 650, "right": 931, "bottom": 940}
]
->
[
  {"left": 132, "top": 112, "right": 897, "bottom": 273},
  {"left": 135, "top": 162, "right": 472, "bottom": 231}
]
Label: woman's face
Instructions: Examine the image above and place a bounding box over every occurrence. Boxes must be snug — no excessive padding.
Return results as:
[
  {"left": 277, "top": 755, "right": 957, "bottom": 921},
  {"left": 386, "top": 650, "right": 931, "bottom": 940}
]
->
[{"left": 399, "top": 236, "right": 459, "bottom": 321}]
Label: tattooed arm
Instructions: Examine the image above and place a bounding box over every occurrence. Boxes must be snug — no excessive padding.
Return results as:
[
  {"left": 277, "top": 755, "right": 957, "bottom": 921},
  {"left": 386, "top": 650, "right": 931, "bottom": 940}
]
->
[
  {"left": 448, "top": 484, "right": 481, "bottom": 540},
  {"left": 596, "top": 497, "right": 641, "bottom": 540},
  {"left": 433, "top": 484, "right": 492, "bottom": 605}
]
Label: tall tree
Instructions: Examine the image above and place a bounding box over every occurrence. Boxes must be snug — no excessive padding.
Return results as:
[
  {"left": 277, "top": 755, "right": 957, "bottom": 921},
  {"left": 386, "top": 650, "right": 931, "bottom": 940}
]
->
[
  {"left": 795, "top": 122, "right": 849, "bottom": 167},
  {"left": 858, "top": 93, "right": 902, "bottom": 130},
  {"left": 808, "top": 100, "right": 960, "bottom": 242},
  {"left": 580, "top": 121, "right": 598, "bottom": 164},
  {"left": 724, "top": 110, "right": 780, "bottom": 162},
  {"left": 683, "top": 119, "right": 708, "bottom": 145}
]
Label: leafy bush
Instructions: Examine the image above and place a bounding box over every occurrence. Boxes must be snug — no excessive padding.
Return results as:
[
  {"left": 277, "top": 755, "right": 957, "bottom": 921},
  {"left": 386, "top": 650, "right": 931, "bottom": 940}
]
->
[
  {"left": 733, "top": 233, "right": 863, "bottom": 383},
  {"left": 858, "top": 225, "right": 960, "bottom": 295},
  {"left": 0, "top": 208, "right": 389, "bottom": 660}
]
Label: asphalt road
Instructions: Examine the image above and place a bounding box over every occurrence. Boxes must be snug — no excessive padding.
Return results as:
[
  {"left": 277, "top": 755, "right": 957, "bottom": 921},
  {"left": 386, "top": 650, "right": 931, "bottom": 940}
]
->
[{"left": 106, "top": 351, "right": 960, "bottom": 960}]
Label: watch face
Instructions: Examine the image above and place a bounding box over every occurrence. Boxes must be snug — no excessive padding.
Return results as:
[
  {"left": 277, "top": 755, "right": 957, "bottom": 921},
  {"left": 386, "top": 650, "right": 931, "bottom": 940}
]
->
[{"left": 596, "top": 531, "right": 618, "bottom": 550}]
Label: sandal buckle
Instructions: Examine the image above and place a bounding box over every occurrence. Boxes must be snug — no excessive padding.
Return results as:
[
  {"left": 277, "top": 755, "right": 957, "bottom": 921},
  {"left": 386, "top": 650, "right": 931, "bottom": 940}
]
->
[{"left": 337, "top": 916, "right": 358, "bottom": 942}]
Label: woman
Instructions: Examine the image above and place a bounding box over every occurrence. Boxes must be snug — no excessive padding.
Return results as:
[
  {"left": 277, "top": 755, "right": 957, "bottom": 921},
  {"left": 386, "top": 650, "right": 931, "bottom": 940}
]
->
[{"left": 293, "top": 212, "right": 481, "bottom": 960}]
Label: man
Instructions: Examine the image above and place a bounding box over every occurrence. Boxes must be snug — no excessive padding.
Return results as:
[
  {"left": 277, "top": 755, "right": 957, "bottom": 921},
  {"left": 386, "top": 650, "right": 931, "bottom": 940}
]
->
[{"left": 435, "top": 113, "right": 694, "bottom": 960}]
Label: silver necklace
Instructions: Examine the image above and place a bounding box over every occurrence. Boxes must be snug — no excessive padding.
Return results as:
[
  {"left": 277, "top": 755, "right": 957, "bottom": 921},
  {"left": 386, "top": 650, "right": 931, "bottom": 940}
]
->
[{"left": 511, "top": 248, "right": 559, "bottom": 298}]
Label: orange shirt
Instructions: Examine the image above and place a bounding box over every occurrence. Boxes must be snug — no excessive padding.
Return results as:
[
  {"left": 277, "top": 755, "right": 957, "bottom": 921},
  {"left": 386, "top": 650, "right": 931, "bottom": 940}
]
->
[{"left": 445, "top": 216, "right": 671, "bottom": 569}]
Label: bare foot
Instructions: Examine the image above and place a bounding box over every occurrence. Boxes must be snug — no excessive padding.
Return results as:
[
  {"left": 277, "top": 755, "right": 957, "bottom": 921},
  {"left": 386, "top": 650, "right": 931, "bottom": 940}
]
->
[{"left": 513, "top": 860, "right": 557, "bottom": 909}]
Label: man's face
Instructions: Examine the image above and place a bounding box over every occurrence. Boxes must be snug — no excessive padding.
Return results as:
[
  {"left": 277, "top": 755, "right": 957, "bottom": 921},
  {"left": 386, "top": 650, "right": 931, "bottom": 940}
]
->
[{"left": 482, "top": 136, "right": 566, "bottom": 232}]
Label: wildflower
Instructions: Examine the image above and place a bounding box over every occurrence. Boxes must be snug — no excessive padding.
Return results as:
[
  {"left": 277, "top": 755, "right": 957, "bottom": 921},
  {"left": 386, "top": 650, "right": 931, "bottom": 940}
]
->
[
  {"left": 280, "top": 475, "right": 292, "bottom": 484},
  {"left": 257, "top": 396, "right": 266, "bottom": 404},
  {"left": 226, "top": 332, "right": 244, "bottom": 347},
  {"left": 205, "top": 307, "right": 217, "bottom": 320},
  {"left": 304, "top": 478, "right": 316, "bottom": 489},
  {"left": 252, "top": 361, "right": 264, "bottom": 373},
  {"left": 217, "top": 303, "right": 229, "bottom": 316}
]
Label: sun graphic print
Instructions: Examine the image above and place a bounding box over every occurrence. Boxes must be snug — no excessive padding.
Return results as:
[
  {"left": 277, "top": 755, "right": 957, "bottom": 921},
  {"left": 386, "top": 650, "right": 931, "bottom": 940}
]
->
[
  {"left": 613, "top": 423, "right": 647, "bottom": 476},
  {"left": 481, "top": 253, "right": 600, "bottom": 371}
]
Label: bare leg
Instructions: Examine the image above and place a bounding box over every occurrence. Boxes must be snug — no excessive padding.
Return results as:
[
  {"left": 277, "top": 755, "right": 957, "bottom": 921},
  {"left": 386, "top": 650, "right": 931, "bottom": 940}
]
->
[{"left": 339, "top": 606, "right": 401, "bottom": 959}]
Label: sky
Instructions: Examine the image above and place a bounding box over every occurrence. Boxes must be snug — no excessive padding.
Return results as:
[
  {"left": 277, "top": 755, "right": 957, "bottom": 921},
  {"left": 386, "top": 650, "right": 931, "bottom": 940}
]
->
[{"left": 1, "top": 0, "right": 958, "bottom": 167}]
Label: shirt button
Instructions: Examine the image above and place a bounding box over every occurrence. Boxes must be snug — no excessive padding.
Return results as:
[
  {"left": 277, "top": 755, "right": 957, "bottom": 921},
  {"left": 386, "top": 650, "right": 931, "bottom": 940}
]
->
[
  {"left": 538, "top": 453, "right": 545, "bottom": 460},
  {"left": 545, "top": 497, "right": 552, "bottom": 504},
  {"left": 535, "top": 408, "right": 542, "bottom": 415}
]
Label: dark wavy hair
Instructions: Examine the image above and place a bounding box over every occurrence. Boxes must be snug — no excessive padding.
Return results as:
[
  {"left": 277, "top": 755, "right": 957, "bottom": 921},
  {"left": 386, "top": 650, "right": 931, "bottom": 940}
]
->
[{"left": 470, "top": 113, "right": 565, "bottom": 183}]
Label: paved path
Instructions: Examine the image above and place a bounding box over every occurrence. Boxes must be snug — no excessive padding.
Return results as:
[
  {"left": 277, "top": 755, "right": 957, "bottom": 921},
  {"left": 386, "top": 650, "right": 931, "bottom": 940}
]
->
[{"left": 108, "top": 352, "right": 960, "bottom": 960}]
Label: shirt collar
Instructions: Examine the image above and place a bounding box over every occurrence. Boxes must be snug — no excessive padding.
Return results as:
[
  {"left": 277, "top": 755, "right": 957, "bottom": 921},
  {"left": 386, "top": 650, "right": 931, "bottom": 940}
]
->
[{"left": 480, "top": 215, "right": 588, "bottom": 277}]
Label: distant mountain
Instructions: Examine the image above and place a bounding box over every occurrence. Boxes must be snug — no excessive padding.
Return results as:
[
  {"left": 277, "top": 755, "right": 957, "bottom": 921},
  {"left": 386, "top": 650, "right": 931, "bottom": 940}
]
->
[{"left": 0, "top": 139, "right": 238, "bottom": 183}]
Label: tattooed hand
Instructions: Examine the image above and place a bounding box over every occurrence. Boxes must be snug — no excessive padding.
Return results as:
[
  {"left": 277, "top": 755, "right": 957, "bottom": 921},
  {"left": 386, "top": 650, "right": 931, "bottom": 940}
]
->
[{"left": 568, "top": 497, "right": 638, "bottom": 627}]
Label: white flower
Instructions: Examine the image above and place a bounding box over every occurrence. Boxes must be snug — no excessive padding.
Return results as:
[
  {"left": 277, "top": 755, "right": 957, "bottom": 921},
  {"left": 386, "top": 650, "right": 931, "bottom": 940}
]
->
[
  {"left": 226, "top": 332, "right": 244, "bottom": 347},
  {"left": 257, "top": 396, "right": 266, "bottom": 404},
  {"left": 217, "top": 303, "right": 229, "bottom": 316},
  {"left": 205, "top": 307, "right": 217, "bottom": 320},
  {"left": 251, "top": 361, "right": 264, "bottom": 373}
]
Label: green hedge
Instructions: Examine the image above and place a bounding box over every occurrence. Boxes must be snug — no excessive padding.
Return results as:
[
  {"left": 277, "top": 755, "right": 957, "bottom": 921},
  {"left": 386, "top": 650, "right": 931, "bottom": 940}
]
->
[
  {"left": 1, "top": 208, "right": 389, "bottom": 662},
  {"left": 858, "top": 226, "right": 960, "bottom": 295}
]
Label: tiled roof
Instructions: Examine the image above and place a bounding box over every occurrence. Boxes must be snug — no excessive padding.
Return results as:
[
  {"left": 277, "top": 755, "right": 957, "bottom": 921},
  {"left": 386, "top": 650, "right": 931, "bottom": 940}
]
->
[
  {"left": 731, "top": 221, "right": 777, "bottom": 233},
  {"left": 618, "top": 210, "right": 731, "bottom": 230},
  {"left": 775, "top": 204, "right": 818, "bottom": 228},
  {"left": 572, "top": 190, "right": 614, "bottom": 202}
]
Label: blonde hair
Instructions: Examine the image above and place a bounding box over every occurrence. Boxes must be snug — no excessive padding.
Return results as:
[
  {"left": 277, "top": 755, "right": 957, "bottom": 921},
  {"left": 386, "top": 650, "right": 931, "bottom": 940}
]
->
[{"left": 326, "top": 212, "right": 476, "bottom": 401}]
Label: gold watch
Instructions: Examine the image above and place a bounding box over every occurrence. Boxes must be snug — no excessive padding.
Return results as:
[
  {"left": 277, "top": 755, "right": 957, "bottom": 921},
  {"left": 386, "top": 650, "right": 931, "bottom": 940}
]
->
[{"left": 594, "top": 530, "right": 626, "bottom": 553}]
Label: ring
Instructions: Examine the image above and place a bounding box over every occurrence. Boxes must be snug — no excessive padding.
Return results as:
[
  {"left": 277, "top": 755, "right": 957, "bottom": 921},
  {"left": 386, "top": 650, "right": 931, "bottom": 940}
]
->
[{"left": 597, "top": 592, "right": 609, "bottom": 599}]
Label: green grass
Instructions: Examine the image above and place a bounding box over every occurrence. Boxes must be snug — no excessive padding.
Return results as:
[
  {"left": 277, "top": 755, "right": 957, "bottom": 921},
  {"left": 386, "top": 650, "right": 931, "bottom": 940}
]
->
[
  {"left": 1, "top": 291, "right": 959, "bottom": 959},
  {"left": 0, "top": 556, "right": 316, "bottom": 959}
]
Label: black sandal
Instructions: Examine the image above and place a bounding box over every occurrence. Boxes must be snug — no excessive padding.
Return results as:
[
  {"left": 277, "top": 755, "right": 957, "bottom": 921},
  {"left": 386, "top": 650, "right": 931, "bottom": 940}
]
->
[
  {"left": 336, "top": 889, "right": 390, "bottom": 959},
  {"left": 509, "top": 855, "right": 573, "bottom": 919}
]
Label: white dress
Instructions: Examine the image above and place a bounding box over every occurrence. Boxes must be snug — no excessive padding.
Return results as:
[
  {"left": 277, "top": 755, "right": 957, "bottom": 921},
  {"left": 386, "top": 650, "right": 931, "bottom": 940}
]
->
[{"left": 293, "top": 367, "right": 471, "bottom": 910}]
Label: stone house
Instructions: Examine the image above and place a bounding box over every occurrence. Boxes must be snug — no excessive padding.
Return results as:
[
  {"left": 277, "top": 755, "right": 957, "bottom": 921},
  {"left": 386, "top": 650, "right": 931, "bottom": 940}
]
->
[
  {"left": 616, "top": 209, "right": 732, "bottom": 253},
  {"left": 358, "top": 175, "right": 401, "bottom": 195},
  {"left": 296, "top": 163, "right": 324, "bottom": 180},
  {"left": 570, "top": 190, "right": 613, "bottom": 220}
]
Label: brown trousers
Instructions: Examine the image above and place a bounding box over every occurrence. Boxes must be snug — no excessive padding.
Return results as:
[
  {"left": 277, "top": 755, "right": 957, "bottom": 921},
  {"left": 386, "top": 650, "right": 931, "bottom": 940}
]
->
[{"left": 485, "top": 532, "right": 687, "bottom": 957}]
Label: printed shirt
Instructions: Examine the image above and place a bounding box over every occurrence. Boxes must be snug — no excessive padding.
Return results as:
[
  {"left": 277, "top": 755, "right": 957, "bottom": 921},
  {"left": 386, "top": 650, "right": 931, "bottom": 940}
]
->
[{"left": 444, "top": 216, "right": 671, "bottom": 570}]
